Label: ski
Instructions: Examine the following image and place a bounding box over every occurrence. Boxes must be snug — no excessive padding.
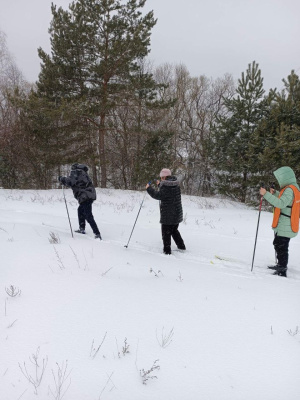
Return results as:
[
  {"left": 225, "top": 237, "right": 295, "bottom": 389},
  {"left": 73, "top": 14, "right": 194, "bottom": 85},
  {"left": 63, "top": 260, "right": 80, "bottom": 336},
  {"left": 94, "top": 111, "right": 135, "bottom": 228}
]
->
[
  {"left": 42, "top": 222, "right": 104, "bottom": 241},
  {"left": 215, "top": 255, "right": 238, "bottom": 262}
]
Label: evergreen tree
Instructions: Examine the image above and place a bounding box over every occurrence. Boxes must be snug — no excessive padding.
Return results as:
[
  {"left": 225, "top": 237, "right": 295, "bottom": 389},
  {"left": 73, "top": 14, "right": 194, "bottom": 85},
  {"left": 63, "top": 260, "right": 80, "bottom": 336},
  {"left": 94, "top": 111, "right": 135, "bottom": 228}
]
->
[
  {"left": 13, "top": 91, "right": 90, "bottom": 188},
  {"left": 212, "top": 61, "right": 269, "bottom": 202},
  {"left": 37, "top": 0, "right": 156, "bottom": 187},
  {"left": 136, "top": 130, "right": 174, "bottom": 184},
  {"left": 257, "top": 70, "right": 300, "bottom": 181}
]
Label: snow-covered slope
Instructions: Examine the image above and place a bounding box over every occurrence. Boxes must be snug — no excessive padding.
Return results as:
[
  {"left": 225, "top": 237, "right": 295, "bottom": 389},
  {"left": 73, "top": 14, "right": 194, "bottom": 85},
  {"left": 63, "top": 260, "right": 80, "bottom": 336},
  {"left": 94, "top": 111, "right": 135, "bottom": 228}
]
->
[{"left": 1, "top": 188, "right": 300, "bottom": 400}]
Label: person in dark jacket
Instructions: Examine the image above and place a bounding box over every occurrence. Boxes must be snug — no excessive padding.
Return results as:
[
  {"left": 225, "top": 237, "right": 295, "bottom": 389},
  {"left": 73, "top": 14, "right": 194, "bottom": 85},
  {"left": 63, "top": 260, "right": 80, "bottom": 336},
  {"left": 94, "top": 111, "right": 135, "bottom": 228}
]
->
[
  {"left": 59, "top": 163, "right": 101, "bottom": 239},
  {"left": 146, "top": 168, "right": 185, "bottom": 255}
]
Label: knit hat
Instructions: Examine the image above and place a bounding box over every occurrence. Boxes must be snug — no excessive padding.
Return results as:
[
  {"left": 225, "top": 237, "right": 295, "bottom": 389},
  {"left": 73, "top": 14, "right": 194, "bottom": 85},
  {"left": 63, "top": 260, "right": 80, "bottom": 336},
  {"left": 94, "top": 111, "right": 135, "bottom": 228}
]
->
[
  {"left": 160, "top": 168, "right": 171, "bottom": 178},
  {"left": 71, "top": 163, "right": 88, "bottom": 172}
]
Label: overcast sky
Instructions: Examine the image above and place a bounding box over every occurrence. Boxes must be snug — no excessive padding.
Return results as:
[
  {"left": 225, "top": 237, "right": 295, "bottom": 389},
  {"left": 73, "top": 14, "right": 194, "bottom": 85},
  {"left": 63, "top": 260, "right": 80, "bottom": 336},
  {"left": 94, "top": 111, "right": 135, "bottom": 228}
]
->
[{"left": 1, "top": 0, "right": 299, "bottom": 91}]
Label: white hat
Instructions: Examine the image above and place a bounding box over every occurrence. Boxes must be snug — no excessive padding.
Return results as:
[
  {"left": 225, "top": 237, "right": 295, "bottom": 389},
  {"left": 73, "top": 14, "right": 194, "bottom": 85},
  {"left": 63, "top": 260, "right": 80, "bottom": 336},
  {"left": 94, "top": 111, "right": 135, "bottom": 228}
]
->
[{"left": 160, "top": 168, "right": 171, "bottom": 177}]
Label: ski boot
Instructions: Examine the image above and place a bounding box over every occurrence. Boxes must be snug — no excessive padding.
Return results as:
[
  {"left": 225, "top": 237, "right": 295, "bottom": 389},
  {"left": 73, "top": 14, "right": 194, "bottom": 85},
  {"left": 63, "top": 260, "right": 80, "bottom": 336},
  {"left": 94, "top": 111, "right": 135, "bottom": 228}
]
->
[
  {"left": 273, "top": 269, "right": 287, "bottom": 277},
  {"left": 75, "top": 228, "right": 86, "bottom": 234},
  {"left": 267, "top": 265, "right": 278, "bottom": 270}
]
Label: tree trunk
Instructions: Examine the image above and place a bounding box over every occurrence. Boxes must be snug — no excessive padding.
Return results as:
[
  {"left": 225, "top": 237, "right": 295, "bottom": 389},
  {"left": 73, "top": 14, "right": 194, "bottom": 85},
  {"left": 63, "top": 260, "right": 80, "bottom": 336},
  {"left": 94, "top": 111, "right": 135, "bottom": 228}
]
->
[
  {"left": 99, "top": 114, "right": 107, "bottom": 188},
  {"left": 91, "top": 162, "right": 98, "bottom": 187}
]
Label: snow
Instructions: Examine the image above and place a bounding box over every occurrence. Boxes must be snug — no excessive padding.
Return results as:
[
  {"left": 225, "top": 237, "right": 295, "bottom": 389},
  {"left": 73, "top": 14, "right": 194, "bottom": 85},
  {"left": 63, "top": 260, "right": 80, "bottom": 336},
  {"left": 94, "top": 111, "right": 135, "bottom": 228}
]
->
[{"left": 1, "top": 188, "right": 300, "bottom": 400}]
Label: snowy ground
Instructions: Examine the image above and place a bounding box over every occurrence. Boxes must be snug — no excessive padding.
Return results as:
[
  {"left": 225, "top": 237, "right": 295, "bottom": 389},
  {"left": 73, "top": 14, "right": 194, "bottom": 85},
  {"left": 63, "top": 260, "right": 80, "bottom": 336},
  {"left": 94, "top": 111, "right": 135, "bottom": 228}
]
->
[{"left": 1, "top": 188, "right": 300, "bottom": 400}]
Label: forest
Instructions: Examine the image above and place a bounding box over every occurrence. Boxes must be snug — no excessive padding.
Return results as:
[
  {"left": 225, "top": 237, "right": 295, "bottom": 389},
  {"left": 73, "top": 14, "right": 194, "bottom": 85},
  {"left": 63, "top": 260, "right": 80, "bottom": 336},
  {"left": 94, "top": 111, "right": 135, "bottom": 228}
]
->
[{"left": 0, "top": 0, "right": 300, "bottom": 203}]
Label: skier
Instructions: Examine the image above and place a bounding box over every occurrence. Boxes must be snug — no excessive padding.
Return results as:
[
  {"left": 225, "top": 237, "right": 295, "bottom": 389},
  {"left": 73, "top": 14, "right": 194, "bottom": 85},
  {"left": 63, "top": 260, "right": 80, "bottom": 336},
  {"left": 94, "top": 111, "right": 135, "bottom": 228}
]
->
[
  {"left": 59, "top": 163, "right": 101, "bottom": 239},
  {"left": 259, "top": 166, "right": 300, "bottom": 277},
  {"left": 146, "top": 168, "right": 185, "bottom": 255}
]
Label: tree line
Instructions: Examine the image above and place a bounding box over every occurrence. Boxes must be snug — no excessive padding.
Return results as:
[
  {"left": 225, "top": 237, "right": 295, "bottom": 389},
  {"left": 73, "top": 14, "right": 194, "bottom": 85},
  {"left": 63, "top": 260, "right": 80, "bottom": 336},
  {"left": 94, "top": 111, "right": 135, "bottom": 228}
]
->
[{"left": 0, "top": 0, "right": 300, "bottom": 203}]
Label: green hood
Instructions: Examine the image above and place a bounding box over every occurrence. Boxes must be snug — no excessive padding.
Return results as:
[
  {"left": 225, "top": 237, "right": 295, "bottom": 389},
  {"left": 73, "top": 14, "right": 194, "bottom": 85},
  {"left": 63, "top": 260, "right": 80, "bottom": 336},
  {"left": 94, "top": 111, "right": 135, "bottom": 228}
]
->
[{"left": 274, "top": 166, "right": 297, "bottom": 189}]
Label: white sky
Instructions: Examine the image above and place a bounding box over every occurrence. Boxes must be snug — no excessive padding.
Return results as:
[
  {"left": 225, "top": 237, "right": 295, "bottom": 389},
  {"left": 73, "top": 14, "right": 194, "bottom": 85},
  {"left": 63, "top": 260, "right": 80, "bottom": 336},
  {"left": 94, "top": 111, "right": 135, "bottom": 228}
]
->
[{"left": 0, "top": 0, "right": 299, "bottom": 91}]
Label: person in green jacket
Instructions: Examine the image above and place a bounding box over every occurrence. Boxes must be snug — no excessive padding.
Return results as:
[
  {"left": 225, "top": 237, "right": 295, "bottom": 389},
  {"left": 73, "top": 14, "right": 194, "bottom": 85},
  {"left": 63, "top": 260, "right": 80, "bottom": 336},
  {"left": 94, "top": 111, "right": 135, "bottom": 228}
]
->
[{"left": 260, "top": 166, "right": 299, "bottom": 277}]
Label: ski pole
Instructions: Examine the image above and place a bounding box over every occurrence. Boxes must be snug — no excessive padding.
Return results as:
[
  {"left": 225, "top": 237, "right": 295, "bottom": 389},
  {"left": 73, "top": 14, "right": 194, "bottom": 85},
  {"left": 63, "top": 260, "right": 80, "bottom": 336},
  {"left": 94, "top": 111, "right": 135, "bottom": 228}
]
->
[
  {"left": 251, "top": 183, "right": 264, "bottom": 271},
  {"left": 270, "top": 182, "right": 277, "bottom": 264},
  {"left": 124, "top": 188, "right": 149, "bottom": 248},
  {"left": 62, "top": 185, "right": 74, "bottom": 238}
]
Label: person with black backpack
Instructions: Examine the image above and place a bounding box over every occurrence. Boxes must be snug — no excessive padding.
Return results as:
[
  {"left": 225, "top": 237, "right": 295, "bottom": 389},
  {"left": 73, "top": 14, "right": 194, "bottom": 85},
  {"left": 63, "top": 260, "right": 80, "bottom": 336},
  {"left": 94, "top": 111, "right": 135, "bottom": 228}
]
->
[
  {"left": 59, "top": 163, "right": 101, "bottom": 239},
  {"left": 146, "top": 168, "right": 185, "bottom": 255}
]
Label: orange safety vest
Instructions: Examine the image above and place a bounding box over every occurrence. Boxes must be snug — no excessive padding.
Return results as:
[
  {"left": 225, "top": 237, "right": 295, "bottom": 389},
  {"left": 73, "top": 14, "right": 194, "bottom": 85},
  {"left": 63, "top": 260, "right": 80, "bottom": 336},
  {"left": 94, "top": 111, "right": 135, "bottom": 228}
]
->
[{"left": 272, "top": 185, "right": 300, "bottom": 233}]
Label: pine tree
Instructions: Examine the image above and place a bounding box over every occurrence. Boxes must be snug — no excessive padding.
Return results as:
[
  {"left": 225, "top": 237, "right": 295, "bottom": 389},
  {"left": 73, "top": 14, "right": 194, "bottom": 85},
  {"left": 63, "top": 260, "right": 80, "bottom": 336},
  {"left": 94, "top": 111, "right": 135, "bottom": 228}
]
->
[
  {"left": 258, "top": 70, "right": 300, "bottom": 180},
  {"left": 37, "top": 0, "right": 157, "bottom": 187},
  {"left": 212, "top": 61, "right": 269, "bottom": 202},
  {"left": 13, "top": 91, "right": 90, "bottom": 188}
]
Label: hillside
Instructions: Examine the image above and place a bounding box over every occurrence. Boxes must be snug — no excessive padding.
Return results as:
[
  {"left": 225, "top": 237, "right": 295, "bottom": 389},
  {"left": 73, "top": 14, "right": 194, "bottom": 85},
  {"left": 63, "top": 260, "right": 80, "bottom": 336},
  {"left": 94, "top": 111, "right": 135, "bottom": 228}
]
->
[{"left": 1, "top": 188, "right": 300, "bottom": 400}]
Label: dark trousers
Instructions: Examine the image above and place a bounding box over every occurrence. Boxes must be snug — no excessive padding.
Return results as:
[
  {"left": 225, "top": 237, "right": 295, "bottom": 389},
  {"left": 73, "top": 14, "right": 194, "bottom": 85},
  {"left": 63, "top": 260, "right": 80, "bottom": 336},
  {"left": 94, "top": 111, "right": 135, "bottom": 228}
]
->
[
  {"left": 78, "top": 200, "right": 100, "bottom": 235},
  {"left": 273, "top": 234, "right": 290, "bottom": 270},
  {"left": 161, "top": 224, "right": 185, "bottom": 254}
]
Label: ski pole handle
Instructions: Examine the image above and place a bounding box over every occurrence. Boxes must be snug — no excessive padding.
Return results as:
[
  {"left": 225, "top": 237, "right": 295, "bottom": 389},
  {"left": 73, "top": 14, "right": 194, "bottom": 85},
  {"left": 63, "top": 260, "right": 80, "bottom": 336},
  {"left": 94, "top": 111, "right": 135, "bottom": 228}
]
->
[
  {"left": 259, "top": 183, "right": 264, "bottom": 210},
  {"left": 259, "top": 194, "right": 263, "bottom": 210}
]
